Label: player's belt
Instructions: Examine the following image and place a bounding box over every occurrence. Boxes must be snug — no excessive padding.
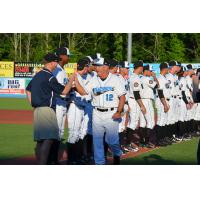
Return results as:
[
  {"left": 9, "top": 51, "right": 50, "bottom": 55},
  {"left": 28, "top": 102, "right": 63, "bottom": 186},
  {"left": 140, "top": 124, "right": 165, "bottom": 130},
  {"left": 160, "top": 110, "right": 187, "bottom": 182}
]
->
[
  {"left": 95, "top": 107, "right": 115, "bottom": 112},
  {"left": 179, "top": 97, "right": 182, "bottom": 100},
  {"left": 166, "top": 98, "right": 170, "bottom": 101},
  {"left": 60, "top": 97, "right": 68, "bottom": 101},
  {"left": 172, "top": 95, "right": 177, "bottom": 98}
]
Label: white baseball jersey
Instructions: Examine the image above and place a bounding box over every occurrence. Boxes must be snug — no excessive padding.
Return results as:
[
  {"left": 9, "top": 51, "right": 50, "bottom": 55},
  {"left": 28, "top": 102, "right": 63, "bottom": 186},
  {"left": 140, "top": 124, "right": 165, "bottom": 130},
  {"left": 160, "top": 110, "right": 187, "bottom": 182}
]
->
[
  {"left": 185, "top": 75, "right": 193, "bottom": 100},
  {"left": 52, "top": 64, "right": 68, "bottom": 98},
  {"left": 157, "top": 74, "right": 171, "bottom": 99},
  {"left": 179, "top": 77, "right": 187, "bottom": 94},
  {"left": 81, "top": 73, "right": 93, "bottom": 101},
  {"left": 129, "top": 73, "right": 143, "bottom": 98},
  {"left": 185, "top": 75, "right": 193, "bottom": 92},
  {"left": 117, "top": 74, "right": 130, "bottom": 101},
  {"left": 140, "top": 76, "right": 157, "bottom": 99},
  {"left": 70, "top": 73, "right": 90, "bottom": 106},
  {"left": 85, "top": 73, "right": 126, "bottom": 108},
  {"left": 165, "top": 73, "right": 179, "bottom": 96}
]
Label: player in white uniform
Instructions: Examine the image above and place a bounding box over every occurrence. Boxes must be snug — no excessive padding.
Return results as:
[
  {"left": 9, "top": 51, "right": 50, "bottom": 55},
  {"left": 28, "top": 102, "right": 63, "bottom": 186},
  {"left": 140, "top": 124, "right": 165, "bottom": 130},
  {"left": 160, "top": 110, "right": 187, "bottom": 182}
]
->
[
  {"left": 155, "top": 62, "right": 170, "bottom": 146},
  {"left": 193, "top": 68, "right": 200, "bottom": 136},
  {"left": 165, "top": 61, "right": 181, "bottom": 141},
  {"left": 185, "top": 64, "right": 196, "bottom": 139},
  {"left": 126, "top": 60, "right": 146, "bottom": 151},
  {"left": 75, "top": 57, "right": 126, "bottom": 165},
  {"left": 67, "top": 59, "right": 91, "bottom": 164},
  {"left": 177, "top": 66, "right": 191, "bottom": 140},
  {"left": 118, "top": 61, "right": 131, "bottom": 153},
  {"left": 139, "top": 64, "right": 159, "bottom": 148},
  {"left": 53, "top": 47, "right": 70, "bottom": 140},
  {"left": 48, "top": 47, "right": 70, "bottom": 164},
  {"left": 185, "top": 64, "right": 198, "bottom": 137}
]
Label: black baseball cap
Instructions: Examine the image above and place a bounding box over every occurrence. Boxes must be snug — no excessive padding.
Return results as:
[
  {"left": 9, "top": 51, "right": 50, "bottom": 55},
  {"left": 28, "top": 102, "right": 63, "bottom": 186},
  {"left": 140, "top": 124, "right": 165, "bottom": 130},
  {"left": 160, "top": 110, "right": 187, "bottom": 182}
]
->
[
  {"left": 186, "top": 64, "right": 193, "bottom": 70},
  {"left": 169, "top": 60, "right": 178, "bottom": 67},
  {"left": 77, "top": 59, "right": 90, "bottom": 71},
  {"left": 107, "top": 59, "right": 119, "bottom": 68},
  {"left": 44, "top": 53, "right": 61, "bottom": 63},
  {"left": 134, "top": 60, "right": 143, "bottom": 68},
  {"left": 143, "top": 64, "right": 153, "bottom": 71},
  {"left": 118, "top": 61, "right": 129, "bottom": 68},
  {"left": 159, "top": 62, "right": 169, "bottom": 70},
  {"left": 56, "top": 47, "right": 70, "bottom": 56},
  {"left": 90, "top": 53, "right": 101, "bottom": 60},
  {"left": 177, "top": 61, "right": 182, "bottom": 67}
]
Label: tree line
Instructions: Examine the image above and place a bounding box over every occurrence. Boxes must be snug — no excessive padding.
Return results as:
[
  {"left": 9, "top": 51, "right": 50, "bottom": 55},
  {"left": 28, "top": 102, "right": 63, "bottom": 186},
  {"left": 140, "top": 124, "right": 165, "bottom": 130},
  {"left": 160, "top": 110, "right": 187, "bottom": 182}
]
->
[{"left": 0, "top": 33, "right": 200, "bottom": 63}]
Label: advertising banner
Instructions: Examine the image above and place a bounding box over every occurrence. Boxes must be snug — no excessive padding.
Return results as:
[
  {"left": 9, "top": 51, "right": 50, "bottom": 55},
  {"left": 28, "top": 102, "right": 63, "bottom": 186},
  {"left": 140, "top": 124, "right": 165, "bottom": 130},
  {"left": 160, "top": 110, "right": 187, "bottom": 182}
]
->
[
  {"left": 14, "top": 62, "right": 43, "bottom": 77},
  {"left": 0, "top": 78, "right": 25, "bottom": 95},
  {"left": 14, "top": 62, "right": 77, "bottom": 78},
  {"left": 64, "top": 63, "right": 77, "bottom": 77},
  {"left": 0, "top": 61, "right": 14, "bottom": 78}
]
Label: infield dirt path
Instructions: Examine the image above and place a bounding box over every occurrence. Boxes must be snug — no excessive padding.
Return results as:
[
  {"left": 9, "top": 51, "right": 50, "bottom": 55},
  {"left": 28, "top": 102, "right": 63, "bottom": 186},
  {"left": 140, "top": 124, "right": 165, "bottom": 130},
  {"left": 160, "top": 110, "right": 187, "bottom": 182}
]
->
[{"left": 0, "top": 110, "right": 33, "bottom": 124}]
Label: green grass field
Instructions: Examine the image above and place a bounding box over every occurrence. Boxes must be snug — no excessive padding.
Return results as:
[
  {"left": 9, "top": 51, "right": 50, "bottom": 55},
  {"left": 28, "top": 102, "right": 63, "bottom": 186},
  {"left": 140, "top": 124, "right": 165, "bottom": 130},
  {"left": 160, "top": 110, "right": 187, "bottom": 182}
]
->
[
  {"left": 121, "top": 138, "right": 199, "bottom": 165},
  {"left": 0, "top": 124, "right": 68, "bottom": 160},
  {"left": 0, "top": 123, "right": 199, "bottom": 164},
  {"left": 0, "top": 124, "right": 35, "bottom": 159},
  {"left": 0, "top": 98, "right": 32, "bottom": 110}
]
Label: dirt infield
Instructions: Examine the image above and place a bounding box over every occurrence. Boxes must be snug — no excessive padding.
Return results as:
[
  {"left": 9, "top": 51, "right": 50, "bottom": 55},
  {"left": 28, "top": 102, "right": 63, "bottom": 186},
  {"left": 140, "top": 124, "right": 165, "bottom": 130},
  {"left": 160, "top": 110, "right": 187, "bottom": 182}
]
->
[{"left": 0, "top": 110, "right": 33, "bottom": 124}]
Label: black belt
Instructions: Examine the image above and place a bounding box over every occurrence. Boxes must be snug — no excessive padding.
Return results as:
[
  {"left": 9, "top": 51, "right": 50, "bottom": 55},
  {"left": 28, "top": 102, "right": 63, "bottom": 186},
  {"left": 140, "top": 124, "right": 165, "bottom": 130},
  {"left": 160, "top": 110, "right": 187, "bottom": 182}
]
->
[
  {"left": 179, "top": 97, "right": 182, "bottom": 100},
  {"left": 172, "top": 95, "right": 177, "bottom": 98},
  {"left": 60, "top": 97, "right": 68, "bottom": 101},
  {"left": 96, "top": 107, "right": 114, "bottom": 112},
  {"left": 166, "top": 98, "right": 170, "bottom": 101}
]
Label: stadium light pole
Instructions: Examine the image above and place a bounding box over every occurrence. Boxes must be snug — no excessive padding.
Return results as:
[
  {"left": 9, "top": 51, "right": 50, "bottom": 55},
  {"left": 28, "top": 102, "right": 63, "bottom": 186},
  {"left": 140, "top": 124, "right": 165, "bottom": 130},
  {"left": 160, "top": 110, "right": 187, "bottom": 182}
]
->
[{"left": 127, "top": 33, "right": 132, "bottom": 63}]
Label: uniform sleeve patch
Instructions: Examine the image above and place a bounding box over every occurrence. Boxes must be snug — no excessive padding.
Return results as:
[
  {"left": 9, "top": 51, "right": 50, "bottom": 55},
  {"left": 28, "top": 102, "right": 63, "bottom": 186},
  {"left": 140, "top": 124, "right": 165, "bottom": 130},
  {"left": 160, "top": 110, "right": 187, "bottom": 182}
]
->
[
  {"left": 149, "top": 80, "right": 153, "bottom": 84},
  {"left": 165, "top": 83, "right": 169, "bottom": 89},
  {"left": 134, "top": 82, "right": 139, "bottom": 87}
]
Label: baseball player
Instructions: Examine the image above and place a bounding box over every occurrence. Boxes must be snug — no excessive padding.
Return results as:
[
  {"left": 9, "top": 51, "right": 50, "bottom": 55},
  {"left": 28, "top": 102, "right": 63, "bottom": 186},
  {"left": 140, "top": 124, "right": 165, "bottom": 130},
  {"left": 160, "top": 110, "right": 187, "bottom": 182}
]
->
[
  {"left": 118, "top": 61, "right": 131, "bottom": 153},
  {"left": 126, "top": 60, "right": 146, "bottom": 151},
  {"left": 53, "top": 47, "right": 70, "bottom": 140},
  {"left": 193, "top": 68, "right": 200, "bottom": 135},
  {"left": 67, "top": 58, "right": 90, "bottom": 164},
  {"left": 139, "top": 64, "right": 159, "bottom": 148},
  {"left": 184, "top": 64, "right": 196, "bottom": 140},
  {"left": 177, "top": 66, "right": 191, "bottom": 140},
  {"left": 185, "top": 64, "right": 198, "bottom": 137},
  {"left": 75, "top": 57, "right": 126, "bottom": 165},
  {"left": 155, "top": 62, "right": 170, "bottom": 146},
  {"left": 47, "top": 47, "right": 70, "bottom": 164},
  {"left": 79, "top": 56, "right": 95, "bottom": 163},
  {"left": 165, "top": 61, "right": 181, "bottom": 142}
]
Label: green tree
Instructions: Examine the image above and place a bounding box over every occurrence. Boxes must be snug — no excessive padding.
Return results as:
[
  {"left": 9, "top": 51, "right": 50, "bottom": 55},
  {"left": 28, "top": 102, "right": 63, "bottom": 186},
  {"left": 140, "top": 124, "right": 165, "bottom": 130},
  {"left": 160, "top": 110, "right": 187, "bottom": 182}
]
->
[{"left": 168, "top": 34, "right": 185, "bottom": 62}]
